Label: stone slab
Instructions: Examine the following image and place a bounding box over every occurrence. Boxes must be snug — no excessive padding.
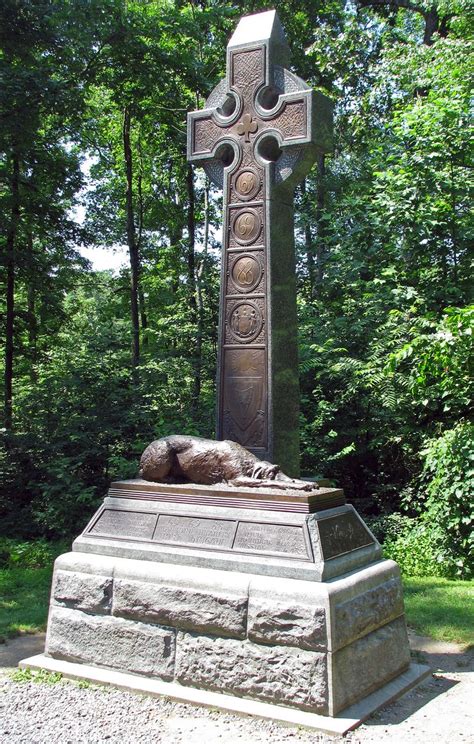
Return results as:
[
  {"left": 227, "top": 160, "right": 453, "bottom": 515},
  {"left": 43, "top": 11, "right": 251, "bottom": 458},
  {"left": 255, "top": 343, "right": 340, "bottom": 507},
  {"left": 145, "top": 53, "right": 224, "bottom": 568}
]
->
[
  {"left": 247, "top": 581, "right": 327, "bottom": 650},
  {"left": 18, "top": 654, "right": 431, "bottom": 735},
  {"left": 326, "top": 559, "right": 405, "bottom": 652},
  {"left": 330, "top": 615, "right": 411, "bottom": 714},
  {"left": 175, "top": 632, "right": 328, "bottom": 713},
  {"left": 52, "top": 570, "right": 112, "bottom": 615},
  {"left": 46, "top": 606, "right": 175, "bottom": 680},
  {"left": 112, "top": 578, "right": 248, "bottom": 638},
  {"left": 53, "top": 551, "right": 404, "bottom": 654}
]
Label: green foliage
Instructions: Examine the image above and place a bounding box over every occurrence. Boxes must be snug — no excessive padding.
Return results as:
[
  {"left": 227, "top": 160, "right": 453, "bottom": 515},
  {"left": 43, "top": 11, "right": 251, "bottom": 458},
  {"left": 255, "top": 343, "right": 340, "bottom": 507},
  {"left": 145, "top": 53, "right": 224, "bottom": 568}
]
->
[
  {"left": 387, "top": 306, "right": 473, "bottom": 421},
  {"left": 0, "top": 1, "right": 472, "bottom": 550},
  {"left": 384, "top": 520, "right": 449, "bottom": 578},
  {"left": 368, "top": 419, "right": 474, "bottom": 581},
  {"left": 414, "top": 422, "right": 474, "bottom": 578},
  {"left": 0, "top": 538, "right": 67, "bottom": 569}
]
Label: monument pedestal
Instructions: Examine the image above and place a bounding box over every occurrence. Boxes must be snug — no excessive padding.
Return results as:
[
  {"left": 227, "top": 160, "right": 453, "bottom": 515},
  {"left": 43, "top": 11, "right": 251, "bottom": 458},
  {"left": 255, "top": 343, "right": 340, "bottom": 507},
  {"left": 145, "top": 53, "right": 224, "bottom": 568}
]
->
[{"left": 21, "top": 480, "right": 429, "bottom": 732}]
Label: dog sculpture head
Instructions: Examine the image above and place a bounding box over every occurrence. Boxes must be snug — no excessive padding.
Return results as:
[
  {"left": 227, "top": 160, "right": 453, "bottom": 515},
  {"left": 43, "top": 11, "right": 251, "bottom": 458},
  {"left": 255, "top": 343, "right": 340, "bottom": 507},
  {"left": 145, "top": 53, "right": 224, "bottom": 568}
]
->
[{"left": 251, "top": 461, "right": 281, "bottom": 480}]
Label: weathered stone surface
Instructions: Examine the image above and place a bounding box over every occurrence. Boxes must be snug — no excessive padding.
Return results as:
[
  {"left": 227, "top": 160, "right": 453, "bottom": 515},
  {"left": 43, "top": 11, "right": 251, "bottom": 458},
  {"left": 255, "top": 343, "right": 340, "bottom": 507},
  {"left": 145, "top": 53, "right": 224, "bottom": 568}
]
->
[
  {"left": 52, "top": 570, "right": 112, "bottom": 615},
  {"left": 248, "top": 598, "right": 326, "bottom": 650},
  {"left": 175, "top": 633, "right": 328, "bottom": 712},
  {"left": 112, "top": 578, "right": 247, "bottom": 638},
  {"left": 46, "top": 607, "right": 175, "bottom": 680},
  {"left": 333, "top": 576, "right": 404, "bottom": 650},
  {"left": 330, "top": 615, "right": 410, "bottom": 714}
]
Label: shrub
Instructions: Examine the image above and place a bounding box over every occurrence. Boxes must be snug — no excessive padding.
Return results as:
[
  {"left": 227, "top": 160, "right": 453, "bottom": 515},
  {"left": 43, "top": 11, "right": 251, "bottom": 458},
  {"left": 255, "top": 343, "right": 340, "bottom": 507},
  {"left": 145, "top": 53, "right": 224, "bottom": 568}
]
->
[
  {"left": 0, "top": 538, "right": 67, "bottom": 569},
  {"left": 367, "top": 513, "right": 450, "bottom": 577},
  {"left": 414, "top": 421, "right": 474, "bottom": 579}
]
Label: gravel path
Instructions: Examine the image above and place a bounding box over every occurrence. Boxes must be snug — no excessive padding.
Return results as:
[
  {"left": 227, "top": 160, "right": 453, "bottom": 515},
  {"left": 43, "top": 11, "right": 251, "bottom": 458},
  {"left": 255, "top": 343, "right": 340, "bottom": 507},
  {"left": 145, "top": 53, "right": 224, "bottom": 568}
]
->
[{"left": 0, "top": 633, "right": 473, "bottom": 743}]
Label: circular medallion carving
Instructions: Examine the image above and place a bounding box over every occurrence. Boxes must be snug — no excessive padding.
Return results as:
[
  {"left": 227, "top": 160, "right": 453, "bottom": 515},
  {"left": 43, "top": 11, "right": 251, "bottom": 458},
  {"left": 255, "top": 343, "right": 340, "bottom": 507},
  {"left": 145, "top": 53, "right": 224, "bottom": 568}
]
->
[
  {"left": 232, "top": 208, "right": 261, "bottom": 245},
  {"left": 234, "top": 169, "right": 259, "bottom": 200},
  {"left": 231, "top": 254, "right": 262, "bottom": 292},
  {"left": 228, "top": 301, "right": 263, "bottom": 343}
]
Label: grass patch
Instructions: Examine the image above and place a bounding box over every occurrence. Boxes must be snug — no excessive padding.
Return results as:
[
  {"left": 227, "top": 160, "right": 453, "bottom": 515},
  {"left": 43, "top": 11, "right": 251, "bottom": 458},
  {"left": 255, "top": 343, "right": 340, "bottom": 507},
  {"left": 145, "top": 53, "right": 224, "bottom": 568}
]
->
[
  {"left": 0, "top": 566, "right": 52, "bottom": 642},
  {"left": 10, "top": 667, "right": 62, "bottom": 684},
  {"left": 403, "top": 576, "right": 474, "bottom": 648}
]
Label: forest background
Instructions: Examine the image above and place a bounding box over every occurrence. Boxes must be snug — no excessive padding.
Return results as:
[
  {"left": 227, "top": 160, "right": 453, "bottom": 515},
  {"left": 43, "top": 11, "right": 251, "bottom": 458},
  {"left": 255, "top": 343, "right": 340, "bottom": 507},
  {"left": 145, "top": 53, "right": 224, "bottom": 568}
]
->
[{"left": 0, "top": 0, "right": 472, "bottom": 579}]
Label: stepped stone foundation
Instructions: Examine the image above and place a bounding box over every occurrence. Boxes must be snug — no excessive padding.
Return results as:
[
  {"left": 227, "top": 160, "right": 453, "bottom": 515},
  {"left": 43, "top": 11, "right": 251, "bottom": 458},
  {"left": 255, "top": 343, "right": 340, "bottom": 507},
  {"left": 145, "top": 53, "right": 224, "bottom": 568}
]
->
[{"left": 23, "top": 479, "right": 421, "bottom": 724}]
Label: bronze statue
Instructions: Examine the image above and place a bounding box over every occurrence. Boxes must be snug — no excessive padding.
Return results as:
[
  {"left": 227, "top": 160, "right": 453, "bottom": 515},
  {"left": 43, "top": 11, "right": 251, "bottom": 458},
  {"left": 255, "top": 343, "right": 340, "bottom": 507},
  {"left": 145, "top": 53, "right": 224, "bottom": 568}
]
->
[{"left": 139, "top": 435, "right": 315, "bottom": 491}]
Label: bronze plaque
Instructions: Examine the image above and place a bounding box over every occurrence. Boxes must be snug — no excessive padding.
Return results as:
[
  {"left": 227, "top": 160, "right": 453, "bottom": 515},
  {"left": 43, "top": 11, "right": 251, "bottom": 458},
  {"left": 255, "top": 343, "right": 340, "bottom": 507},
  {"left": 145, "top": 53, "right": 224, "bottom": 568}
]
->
[
  {"left": 233, "top": 522, "right": 309, "bottom": 559},
  {"left": 318, "top": 512, "right": 374, "bottom": 560},
  {"left": 154, "top": 514, "right": 237, "bottom": 549},
  {"left": 222, "top": 347, "right": 266, "bottom": 448},
  {"left": 231, "top": 254, "right": 261, "bottom": 292},
  {"left": 228, "top": 301, "right": 263, "bottom": 342},
  {"left": 235, "top": 169, "right": 259, "bottom": 200},
  {"left": 232, "top": 209, "right": 261, "bottom": 245},
  {"left": 88, "top": 509, "right": 157, "bottom": 540}
]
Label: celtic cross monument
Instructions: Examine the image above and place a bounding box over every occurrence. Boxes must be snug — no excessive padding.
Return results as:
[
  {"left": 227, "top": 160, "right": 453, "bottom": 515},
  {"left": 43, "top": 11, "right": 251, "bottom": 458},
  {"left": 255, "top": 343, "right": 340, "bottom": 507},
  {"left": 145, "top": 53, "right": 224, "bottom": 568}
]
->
[{"left": 187, "top": 10, "right": 332, "bottom": 475}]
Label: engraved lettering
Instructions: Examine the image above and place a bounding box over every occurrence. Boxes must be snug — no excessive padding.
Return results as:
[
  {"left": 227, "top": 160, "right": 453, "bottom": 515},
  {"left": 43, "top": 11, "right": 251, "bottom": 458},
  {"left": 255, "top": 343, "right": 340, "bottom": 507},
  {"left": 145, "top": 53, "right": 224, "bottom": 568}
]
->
[
  {"left": 89, "top": 509, "right": 157, "bottom": 540},
  {"left": 318, "top": 513, "right": 374, "bottom": 560},
  {"left": 236, "top": 212, "right": 255, "bottom": 238},
  {"left": 154, "top": 515, "right": 237, "bottom": 548},
  {"left": 232, "top": 209, "right": 261, "bottom": 245},
  {"left": 234, "top": 522, "right": 309, "bottom": 559}
]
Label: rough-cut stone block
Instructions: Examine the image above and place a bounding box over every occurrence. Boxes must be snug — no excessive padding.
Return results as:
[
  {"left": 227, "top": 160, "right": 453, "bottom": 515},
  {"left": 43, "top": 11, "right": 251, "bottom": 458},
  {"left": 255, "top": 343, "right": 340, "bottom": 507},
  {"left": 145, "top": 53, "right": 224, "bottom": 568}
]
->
[
  {"left": 333, "top": 576, "right": 404, "bottom": 650},
  {"left": 248, "top": 599, "right": 326, "bottom": 650},
  {"left": 46, "top": 607, "right": 175, "bottom": 680},
  {"left": 175, "top": 633, "right": 328, "bottom": 712},
  {"left": 330, "top": 616, "right": 410, "bottom": 714},
  {"left": 52, "top": 570, "right": 112, "bottom": 615},
  {"left": 112, "top": 579, "right": 247, "bottom": 638}
]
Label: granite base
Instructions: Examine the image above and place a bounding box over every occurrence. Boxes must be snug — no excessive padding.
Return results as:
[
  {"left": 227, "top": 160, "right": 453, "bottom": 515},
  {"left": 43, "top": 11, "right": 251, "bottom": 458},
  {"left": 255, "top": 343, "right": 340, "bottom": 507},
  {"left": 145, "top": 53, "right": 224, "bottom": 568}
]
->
[{"left": 40, "top": 551, "right": 412, "bottom": 717}]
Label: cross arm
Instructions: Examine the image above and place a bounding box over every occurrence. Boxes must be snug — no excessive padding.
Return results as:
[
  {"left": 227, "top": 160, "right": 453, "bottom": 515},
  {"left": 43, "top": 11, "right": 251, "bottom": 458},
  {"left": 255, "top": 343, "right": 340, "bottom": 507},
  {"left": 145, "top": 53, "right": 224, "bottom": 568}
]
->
[{"left": 187, "top": 108, "right": 226, "bottom": 163}]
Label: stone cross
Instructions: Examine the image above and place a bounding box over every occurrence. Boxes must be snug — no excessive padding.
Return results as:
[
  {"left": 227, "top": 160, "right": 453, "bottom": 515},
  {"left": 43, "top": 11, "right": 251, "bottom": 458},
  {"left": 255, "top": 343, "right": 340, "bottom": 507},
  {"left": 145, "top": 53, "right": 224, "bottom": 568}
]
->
[{"left": 187, "top": 10, "right": 332, "bottom": 476}]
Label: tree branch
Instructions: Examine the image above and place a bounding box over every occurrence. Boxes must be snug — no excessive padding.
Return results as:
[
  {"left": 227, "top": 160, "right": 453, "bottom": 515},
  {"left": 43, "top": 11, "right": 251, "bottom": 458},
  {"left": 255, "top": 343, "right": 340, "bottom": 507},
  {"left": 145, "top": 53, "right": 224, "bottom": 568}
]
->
[{"left": 358, "top": 0, "right": 425, "bottom": 15}]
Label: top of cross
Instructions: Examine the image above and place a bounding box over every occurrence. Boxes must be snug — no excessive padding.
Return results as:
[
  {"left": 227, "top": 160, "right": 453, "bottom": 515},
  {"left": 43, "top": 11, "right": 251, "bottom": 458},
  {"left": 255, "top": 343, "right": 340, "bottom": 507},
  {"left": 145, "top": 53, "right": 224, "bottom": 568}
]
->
[{"left": 187, "top": 10, "right": 332, "bottom": 192}]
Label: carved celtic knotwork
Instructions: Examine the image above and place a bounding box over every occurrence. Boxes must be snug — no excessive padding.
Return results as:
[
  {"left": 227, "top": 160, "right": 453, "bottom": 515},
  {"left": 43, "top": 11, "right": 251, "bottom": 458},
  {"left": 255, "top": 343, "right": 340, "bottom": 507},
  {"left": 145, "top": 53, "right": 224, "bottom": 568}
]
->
[
  {"left": 193, "top": 118, "right": 224, "bottom": 154},
  {"left": 259, "top": 100, "right": 307, "bottom": 140},
  {"left": 231, "top": 49, "right": 264, "bottom": 93}
]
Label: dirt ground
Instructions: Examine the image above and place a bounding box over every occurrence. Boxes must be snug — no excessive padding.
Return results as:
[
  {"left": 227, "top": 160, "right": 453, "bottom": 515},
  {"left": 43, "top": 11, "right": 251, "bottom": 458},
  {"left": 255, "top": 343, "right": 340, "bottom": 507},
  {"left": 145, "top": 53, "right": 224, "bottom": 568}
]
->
[{"left": 1, "top": 630, "right": 473, "bottom": 743}]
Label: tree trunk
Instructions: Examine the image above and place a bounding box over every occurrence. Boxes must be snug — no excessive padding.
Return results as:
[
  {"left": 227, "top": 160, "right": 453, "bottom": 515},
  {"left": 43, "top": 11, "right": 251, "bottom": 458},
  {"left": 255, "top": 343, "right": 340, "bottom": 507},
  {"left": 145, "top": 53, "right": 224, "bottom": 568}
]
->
[
  {"left": 27, "top": 233, "right": 37, "bottom": 383},
  {"left": 423, "top": 7, "right": 440, "bottom": 45},
  {"left": 122, "top": 104, "right": 140, "bottom": 368},
  {"left": 4, "top": 146, "right": 21, "bottom": 431},
  {"left": 186, "top": 163, "right": 200, "bottom": 408},
  {"left": 195, "top": 178, "right": 210, "bottom": 408},
  {"left": 314, "top": 153, "right": 327, "bottom": 295},
  {"left": 357, "top": 2, "right": 448, "bottom": 46},
  {"left": 136, "top": 166, "right": 148, "bottom": 347},
  {"left": 301, "top": 179, "right": 315, "bottom": 297}
]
